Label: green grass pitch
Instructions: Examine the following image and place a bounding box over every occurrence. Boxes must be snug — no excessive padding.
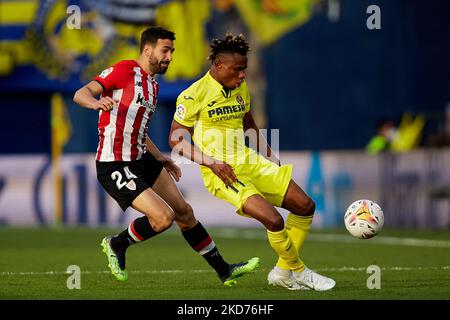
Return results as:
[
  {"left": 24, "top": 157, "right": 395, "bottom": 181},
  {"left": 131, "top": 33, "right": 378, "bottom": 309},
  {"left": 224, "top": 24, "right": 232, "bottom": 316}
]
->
[{"left": 1, "top": 226, "right": 449, "bottom": 300}]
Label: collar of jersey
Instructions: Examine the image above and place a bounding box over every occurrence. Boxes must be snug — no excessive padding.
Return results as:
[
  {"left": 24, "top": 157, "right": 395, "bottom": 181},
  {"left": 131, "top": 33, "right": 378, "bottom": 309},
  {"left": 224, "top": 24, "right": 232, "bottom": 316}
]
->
[
  {"left": 133, "top": 60, "right": 155, "bottom": 81},
  {"left": 206, "top": 71, "right": 226, "bottom": 92}
]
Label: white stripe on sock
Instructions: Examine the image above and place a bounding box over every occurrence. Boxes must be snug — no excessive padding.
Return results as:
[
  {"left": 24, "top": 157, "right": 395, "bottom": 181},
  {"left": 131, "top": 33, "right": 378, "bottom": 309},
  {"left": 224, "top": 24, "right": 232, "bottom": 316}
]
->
[
  {"left": 199, "top": 240, "right": 216, "bottom": 255},
  {"left": 128, "top": 224, "right": 142, "bottom": 242}
]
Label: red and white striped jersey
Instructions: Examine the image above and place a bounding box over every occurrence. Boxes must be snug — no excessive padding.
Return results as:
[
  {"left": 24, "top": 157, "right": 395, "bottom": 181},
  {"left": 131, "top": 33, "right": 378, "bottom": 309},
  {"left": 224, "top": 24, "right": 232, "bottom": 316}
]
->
[{"left": 94, "top": 60, "right": 159, "bottom": 162}]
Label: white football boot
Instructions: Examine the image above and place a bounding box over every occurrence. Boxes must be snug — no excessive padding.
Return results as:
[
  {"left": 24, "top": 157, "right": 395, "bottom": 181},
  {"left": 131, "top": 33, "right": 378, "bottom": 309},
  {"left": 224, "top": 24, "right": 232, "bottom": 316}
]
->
[
  {"left": 292, "top": 267, "right": 336, "bottom": 291},
  {"left": 267, "top": 267, "right": 310, "bottom": 291}
]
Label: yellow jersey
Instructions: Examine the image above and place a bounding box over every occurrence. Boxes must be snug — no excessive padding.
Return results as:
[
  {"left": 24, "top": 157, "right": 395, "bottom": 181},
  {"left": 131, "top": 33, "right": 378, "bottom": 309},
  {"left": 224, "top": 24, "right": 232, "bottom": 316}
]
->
[{"left": 174, "top": 71, "right": 256, "bottom": 164}]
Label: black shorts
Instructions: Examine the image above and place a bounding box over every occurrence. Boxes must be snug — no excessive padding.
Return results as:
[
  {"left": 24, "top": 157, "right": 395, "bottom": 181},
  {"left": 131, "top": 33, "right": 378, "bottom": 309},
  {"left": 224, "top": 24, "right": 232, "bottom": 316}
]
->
[{"left": 96, "top": 152, "right": 164, "bottom": 211}]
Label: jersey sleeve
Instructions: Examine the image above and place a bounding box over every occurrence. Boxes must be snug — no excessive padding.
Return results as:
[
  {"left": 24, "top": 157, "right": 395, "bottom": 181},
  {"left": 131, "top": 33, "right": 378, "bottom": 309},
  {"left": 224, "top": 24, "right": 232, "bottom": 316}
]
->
[
  {"left": 173, "top": 93, "right": 199, "bottom": 127},
  {"left": 93, "top": 65, "right": 124, "bottom": 91}
]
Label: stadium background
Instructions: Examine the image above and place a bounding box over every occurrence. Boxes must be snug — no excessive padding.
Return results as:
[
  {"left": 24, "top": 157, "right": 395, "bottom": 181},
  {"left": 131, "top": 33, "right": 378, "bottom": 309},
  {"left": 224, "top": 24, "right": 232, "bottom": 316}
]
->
[
  {"left": 1, "top": 0, "right": 448, "bottom": 229},
  {"left": 1, "top": 0, "right": 450, "bottom": 302}
]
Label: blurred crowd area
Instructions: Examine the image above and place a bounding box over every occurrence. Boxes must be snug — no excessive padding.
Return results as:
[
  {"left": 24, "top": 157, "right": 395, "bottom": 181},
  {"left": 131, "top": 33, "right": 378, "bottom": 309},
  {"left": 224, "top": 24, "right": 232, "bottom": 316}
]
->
[
  {"left": 0, "top": 0, "right": 449, "bottom": 154},
  {"left": 0, "top": 0, "right": 449, "bottom": 228}
]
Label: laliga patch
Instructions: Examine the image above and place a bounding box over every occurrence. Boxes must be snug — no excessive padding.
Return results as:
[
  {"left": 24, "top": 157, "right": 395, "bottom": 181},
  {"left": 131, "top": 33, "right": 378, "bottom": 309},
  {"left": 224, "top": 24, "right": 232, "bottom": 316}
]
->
[
  {"left": 125, "top": 179, "right": 136, "bottom": 191},
  {"left": 176, "top": 104, "right": 186, "bottom": 119},
  {"left": 99, "top": 67, "right": 113, "bottom": 79}
]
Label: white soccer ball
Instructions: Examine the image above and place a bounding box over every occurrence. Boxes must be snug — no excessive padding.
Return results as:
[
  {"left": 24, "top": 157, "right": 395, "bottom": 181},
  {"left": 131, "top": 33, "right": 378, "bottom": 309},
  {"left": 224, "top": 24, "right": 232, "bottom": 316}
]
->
[{"left": 344, "top": 199, "right": 384, "bottom": 239}]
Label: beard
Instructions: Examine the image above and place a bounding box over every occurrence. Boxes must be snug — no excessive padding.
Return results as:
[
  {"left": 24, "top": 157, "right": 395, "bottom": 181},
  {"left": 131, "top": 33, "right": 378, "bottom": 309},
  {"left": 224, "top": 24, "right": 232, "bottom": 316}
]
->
[
  {"left": 149, "top": 55, "right": 169, "bottom": 75},
  {"left": 158, "top": 62, "right": 169, "bottom": 74}
]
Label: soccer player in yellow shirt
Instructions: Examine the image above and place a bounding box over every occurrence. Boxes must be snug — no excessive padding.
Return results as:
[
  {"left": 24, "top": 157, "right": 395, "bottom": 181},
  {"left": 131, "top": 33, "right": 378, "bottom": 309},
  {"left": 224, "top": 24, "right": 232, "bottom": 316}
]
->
[{"left": 169, "top": 32, "right": 335, "bottom": 291}]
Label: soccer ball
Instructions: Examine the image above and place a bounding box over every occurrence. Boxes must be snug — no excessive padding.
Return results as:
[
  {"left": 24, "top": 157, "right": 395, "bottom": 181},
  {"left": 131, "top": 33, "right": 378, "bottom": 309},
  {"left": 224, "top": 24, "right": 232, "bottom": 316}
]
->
[{"left": 344, "top": 199, "right": 384, "bottom": 239}]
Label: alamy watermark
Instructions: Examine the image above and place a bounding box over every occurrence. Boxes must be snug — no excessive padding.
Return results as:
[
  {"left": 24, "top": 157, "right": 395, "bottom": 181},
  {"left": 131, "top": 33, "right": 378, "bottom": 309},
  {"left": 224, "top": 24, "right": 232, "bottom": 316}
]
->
[
  {"left": 169, "top": 126, "right": 280, "bottom": 168},
  {"left": 66, "top": 265, "right": 81, "bottom": 289},
  {"left": 66, "top": 5, "right": 81, "bottom": 30},
  {"left": 366, "top": 5, "right": 381, "bottom": 30},
  {"left": 366, "top": 265, "right": 381, "bottom": 289}
]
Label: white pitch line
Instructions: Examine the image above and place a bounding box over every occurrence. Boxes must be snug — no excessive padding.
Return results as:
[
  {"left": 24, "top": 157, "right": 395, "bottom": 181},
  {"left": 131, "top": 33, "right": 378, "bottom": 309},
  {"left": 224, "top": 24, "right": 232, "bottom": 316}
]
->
[
  {"left": 0, "top": 270, "right": 207, "bottom": 276},
  {"left": 316, "top": 266, "right": 450, "bottom": 272},
  {"left": 2, "top": 266, "right": 450, "bottom": 276},
  {"left": 205, "top": 229, "right": 450, "bottom": 248}
]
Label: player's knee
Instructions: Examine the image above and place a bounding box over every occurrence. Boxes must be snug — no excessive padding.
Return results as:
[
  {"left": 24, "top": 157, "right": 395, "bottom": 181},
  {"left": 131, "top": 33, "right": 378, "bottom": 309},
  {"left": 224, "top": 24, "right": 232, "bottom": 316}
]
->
[
  {"left": 174, "top": 203, "right": 197, "bottom": 229},
  {"left": 304, "top": 197, "right": 316, "bottom": 216},
  {"left": 182, "top": 203, "right": 196, "bottom": 222},
  {"left": 153, "top": 210, "right": 175, "bottom": 232},
  {"left": 290, "top": 196, "right": 315, "bottom": 216},
  {"left": 170, "top": 198, "right": 191, "bottom": 217},
  {"left": 265, "top": 215, "right": 284, "bottom": 231},
  {"left": 179, "top": 202, "right": 194, "bottom": 216}
]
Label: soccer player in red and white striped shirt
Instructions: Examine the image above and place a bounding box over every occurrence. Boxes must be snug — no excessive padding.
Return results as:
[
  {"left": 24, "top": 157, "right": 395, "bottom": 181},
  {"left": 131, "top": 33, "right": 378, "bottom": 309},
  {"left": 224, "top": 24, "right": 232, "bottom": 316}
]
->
[{"left": 73, "top": 27, "right": 259, "bottom": 285}]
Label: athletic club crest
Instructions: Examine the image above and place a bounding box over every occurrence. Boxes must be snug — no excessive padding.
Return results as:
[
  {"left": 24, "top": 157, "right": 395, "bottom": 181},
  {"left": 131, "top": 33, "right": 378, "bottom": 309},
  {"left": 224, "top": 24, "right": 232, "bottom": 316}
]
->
[{"left": 126, "top": 180, "right": 136, "bottom": 191}]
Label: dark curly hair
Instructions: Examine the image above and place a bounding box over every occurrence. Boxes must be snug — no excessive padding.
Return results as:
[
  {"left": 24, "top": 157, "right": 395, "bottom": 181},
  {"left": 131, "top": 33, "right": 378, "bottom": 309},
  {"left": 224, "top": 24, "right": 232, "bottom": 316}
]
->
[
  {"left": 208, "top": 32, "right": 250, "bottom": 62},
  {"left": 140, "top": 26, "right": 175, "bottom": 53}
]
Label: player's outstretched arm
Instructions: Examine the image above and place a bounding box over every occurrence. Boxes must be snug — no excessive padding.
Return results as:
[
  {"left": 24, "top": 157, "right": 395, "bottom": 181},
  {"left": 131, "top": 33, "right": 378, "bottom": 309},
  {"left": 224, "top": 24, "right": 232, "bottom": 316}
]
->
[
  {"left": 169, "top": 120, "right": 237, "bottom": 185},
  {"left": 73, "top": 81, "right": 118, "bottom": 112},
  {"left": 243, "top": 111, "right": 281, "bottom": 166}
]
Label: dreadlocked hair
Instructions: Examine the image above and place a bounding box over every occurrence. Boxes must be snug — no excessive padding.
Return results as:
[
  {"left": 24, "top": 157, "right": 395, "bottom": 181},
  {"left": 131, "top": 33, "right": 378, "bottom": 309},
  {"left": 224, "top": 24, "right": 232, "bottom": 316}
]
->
[{"left": 208, "top": 32, "right": 250, "bottom": 62}]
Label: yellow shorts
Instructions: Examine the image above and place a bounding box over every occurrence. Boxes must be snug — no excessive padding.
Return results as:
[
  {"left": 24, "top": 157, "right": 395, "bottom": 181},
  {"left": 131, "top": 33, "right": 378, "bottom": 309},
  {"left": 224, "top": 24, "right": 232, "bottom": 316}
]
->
[{"left": 200, "top": 154, "right": 293, "bottom": 217}]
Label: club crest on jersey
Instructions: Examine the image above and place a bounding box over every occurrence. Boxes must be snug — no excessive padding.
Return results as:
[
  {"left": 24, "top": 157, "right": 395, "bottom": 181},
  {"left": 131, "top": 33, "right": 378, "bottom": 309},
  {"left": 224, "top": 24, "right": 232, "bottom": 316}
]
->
[
  {"left": 126, "top": 180, "right": 136, "bottom": 191},
  {"left": 99, "top": 67, "right": 113, "bottom": 79},
  {"left": 176, "top": 104, "right": 186, "bottom": 119},
  {"left": 236, "top": 95, "right": 245, "bottom": 107}
]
